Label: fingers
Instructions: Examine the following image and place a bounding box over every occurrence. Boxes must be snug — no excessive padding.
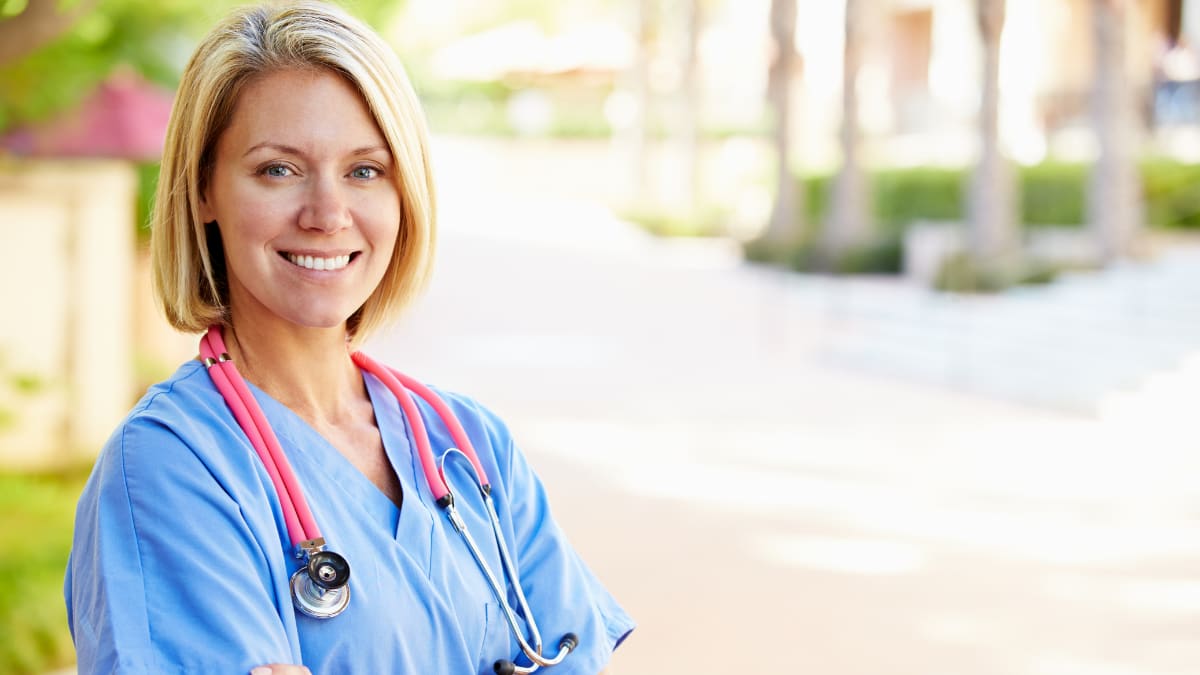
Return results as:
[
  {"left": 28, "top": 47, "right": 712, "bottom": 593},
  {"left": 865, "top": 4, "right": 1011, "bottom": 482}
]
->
[{"left": 250, "top": 665, "right": 312, "bottom": 675}]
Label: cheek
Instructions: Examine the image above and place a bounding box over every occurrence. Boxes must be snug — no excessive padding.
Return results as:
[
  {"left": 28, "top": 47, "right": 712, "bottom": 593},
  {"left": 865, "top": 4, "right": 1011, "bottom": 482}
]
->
[
  {"left": 220, "top": 192, "right": 290, "bottom": 246},
  {"left": 361, "top": 196, "right": 402, "bottom": 251}
]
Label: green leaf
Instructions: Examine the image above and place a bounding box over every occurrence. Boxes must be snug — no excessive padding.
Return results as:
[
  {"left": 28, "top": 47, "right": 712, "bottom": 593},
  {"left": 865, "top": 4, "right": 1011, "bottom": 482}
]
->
[{"left": 0, "top": 0, "right": 29, "bottom": 19}]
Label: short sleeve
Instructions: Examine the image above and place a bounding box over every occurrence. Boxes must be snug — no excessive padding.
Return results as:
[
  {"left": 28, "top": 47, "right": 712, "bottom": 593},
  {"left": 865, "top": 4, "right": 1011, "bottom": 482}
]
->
[
  {"left": 65, "top": 413, "right": 297, "bottom": 674},
  {"left": 468, "top": 400, "right": 635, "bottom": 674}
]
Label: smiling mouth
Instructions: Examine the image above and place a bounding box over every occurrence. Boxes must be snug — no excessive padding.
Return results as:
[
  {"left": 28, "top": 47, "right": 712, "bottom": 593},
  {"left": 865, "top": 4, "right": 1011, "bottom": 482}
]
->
[{"left": 279, "top": 251, "right": 358, "bottom": 271}]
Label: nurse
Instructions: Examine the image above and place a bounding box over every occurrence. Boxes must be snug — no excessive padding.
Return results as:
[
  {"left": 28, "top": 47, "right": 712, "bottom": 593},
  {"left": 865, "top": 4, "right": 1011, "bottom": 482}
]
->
[{"left": 64, "top": 2, "right": 634, "bottom": 673}]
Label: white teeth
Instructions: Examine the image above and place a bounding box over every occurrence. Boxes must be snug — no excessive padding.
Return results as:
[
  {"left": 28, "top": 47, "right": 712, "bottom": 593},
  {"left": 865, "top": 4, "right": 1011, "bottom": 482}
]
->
[{"left": 286, "top": 253, "right": 351, "bottom": 271}]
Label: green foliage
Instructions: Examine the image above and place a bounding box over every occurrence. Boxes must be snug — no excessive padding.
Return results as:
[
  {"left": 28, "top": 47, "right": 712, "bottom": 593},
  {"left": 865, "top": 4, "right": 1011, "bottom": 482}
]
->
[
  {"left": 782, "top": 235, "right": 904, "bottom": 275},
  {"left": 1142, "top": 159, "right": 1200, "bottom": 227},
  {"left": 1, "top": 0, "right": 202, "bottom": 131},
  {"left": 0, "top": 0, "right": 403, "bottom": 132},
  {"left": 1, "top": 0, "right": 29, "bottom": 18},
  {"left": 620, "top": 205, "right": 729, "bottom": 238},
  {"left": 830, "top": 235, "right": 904, "bottom": 275},
  {"left": 932, "top": 253, "right": 1080, "bottom": 293},
  {"left": 0, "top": 469, "right": 90, "bottom": 675},
  {"left": 742, "top": 235, "right": 791, "bottom": 265},
  {"left": 0, "top": 351, "right": 47, "bottom": 431},
  {"left": 9, "top": 372, "right": 43, "bottom": 395},
  {"left": 800, "top": 160, "right": 1200, "bottom": 233},
  {"left": 1018, "top": 161, "right": 1087, "bottom": 226},
  {"left": 135, "top": 160, "right": 159, "bottom": 243},
  {"left": 743, "top": 160, "right": 1200, "bottom": 278},
  {"left": 933, "top": 253, "right": 1019, "bottom": 293},
  {"left": 871, "top": 167, "right": 966, "bottom": 231}
]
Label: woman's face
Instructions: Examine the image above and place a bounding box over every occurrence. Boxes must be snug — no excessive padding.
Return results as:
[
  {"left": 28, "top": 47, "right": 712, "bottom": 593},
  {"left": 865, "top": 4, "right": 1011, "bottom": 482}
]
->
[{"left": 200, "top": 68, "right": 400, "bottom": 334}]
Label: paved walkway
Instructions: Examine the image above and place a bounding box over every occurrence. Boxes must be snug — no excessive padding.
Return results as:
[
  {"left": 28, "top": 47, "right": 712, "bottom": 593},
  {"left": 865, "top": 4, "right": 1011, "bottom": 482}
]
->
[{"left": 363, "top": 161, "right": 1200, "bottom": 675}]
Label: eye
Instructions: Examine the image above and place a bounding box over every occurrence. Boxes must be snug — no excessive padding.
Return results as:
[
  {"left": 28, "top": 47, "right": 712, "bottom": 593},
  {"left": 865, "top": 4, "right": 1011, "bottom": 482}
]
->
[
  {"left": 261, "top": 164, "right": 293, "bottom": 178},
  {"left": 350, "top": 166, "right": 380, "bottom": 180}
]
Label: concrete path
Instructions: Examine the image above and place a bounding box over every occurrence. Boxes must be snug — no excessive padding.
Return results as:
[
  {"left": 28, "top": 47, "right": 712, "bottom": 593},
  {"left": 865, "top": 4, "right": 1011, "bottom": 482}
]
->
[{"left": 363, "top": 156, "right": 1200, "bottom": 675}]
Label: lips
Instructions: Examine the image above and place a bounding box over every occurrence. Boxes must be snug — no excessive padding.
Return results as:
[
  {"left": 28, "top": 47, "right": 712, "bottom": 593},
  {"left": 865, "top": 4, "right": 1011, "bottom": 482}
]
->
[{"left": 279, "top": 251, "right": 357, "bottom": 271}]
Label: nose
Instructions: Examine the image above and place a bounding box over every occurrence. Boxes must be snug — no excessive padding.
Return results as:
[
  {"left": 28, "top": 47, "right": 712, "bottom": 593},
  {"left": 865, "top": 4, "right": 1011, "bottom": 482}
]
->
[{"left": 298, "top": 176, "right": 352, "bottom": 233}]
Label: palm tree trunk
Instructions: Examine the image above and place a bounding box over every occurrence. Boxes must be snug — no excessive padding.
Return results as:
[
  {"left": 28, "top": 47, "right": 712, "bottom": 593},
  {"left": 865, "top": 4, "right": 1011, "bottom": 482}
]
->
[
  {"left": 675, "top": 0, "right": 702, "bottom": 217},
  {"left": 624, "top": 0, "right": 653, "bottom": 205},
  {"left": 968, "top": 0, "right": 1016, "bottom": 261},
  {"left": 823, "top": 0, "right": 870, "bottom": 259},
  {"left": 1088, "top": 0, "right": 1143, "bottom": 261},
  {"left": 762, "top": 0, "right": 800, "bottom": 249}
]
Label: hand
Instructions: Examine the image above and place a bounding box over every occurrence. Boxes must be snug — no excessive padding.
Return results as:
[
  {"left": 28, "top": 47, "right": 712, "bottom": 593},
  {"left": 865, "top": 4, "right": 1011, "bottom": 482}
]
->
[{"left": 250, "top": 665, "right": 312, "bottom": 675}]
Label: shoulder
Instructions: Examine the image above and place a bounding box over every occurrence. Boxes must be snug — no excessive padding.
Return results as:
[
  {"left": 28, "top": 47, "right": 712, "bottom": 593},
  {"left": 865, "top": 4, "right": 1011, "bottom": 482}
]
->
[
  {"left": 126, "top": 359, "right": 219, "bottom": 427},
  {"left": 423, "top": 386, "right": 518, "bottom": 464},
  {"left": 425, "top": 387, "right": 513, "bottom": 442},
  {"left": 388, "top": 381, "right": 523, "bottom": 479},
  {"left": 89, "top": 359, "right": 254, "bottom": 496}
]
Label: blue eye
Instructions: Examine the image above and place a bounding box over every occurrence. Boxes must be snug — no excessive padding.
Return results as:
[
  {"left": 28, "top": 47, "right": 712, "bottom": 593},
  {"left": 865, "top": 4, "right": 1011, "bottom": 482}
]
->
[
  {"left": 351, "top": 166, "right": 379, "bottom": 180},
  {"left": 263, "top": 164, "right": 291, "bottom": 178}
]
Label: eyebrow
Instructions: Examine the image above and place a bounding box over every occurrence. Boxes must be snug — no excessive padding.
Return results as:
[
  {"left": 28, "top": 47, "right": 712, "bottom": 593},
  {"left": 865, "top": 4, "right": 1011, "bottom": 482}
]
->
[{"left": 242, "top": 142, "right": 390, "bottom": 158}]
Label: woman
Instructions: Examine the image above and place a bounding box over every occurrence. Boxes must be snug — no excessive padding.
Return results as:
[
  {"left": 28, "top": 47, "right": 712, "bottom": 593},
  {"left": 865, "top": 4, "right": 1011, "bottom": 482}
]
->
[{"left": 64, "top": 2, "right": 634, "bottom": 673}]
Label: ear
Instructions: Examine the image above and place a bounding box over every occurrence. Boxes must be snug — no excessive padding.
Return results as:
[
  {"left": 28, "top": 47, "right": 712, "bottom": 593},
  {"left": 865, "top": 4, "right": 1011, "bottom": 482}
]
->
[{"left": 198, "top": 189, "right": 214, "bottom": 224}]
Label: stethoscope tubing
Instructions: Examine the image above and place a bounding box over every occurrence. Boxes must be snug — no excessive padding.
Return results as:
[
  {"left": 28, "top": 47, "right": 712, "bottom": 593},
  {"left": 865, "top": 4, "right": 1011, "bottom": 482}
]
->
[
  {"left": 355, "top": 354, "right": 567, "bottom": 668},
  {"left": 200, "top": 327, "right": 576, "bottom": 670},
  {"left": 201, "top": 327, "right": 319, "bottom": 545},
  {"left": 350, "top": 351, "right": 492, "bottom": 504}
]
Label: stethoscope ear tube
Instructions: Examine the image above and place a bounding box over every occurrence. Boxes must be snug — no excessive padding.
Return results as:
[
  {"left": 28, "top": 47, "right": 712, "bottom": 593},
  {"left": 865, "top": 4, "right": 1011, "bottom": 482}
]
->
[{"left": 439, "top": 451, "right": 576, "bottom": 672}]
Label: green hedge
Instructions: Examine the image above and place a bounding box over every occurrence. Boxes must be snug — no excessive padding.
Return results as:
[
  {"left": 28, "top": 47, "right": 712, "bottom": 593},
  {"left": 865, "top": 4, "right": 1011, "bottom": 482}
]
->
[
  {"left": 797, "top": 160, "right": 1200, "bottom": 232},
  {"left": 0, "top": 469, "right": 89, "bottom": 675},
  {"left": 737, "top": 159, "right": 1200, "bottom": 276}
]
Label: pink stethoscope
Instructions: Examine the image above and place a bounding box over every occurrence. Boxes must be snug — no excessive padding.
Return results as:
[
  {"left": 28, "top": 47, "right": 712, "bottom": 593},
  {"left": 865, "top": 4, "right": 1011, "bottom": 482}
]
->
[{"left": 198, "top": 326, "right": 577, "bottom": 674}]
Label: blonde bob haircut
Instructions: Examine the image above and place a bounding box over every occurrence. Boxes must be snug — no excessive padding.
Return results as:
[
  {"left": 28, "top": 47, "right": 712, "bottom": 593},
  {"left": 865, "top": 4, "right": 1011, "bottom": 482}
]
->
[{"left": 151, "top": 0, "right": 436, "bottom": 344}]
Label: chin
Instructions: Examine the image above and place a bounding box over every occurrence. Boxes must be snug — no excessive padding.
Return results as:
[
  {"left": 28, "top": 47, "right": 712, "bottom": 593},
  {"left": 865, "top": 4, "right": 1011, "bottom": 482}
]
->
[
  {"left": 278, "top": 305, "right": 361, "bottom": 331},
  {"left": 299, "top": 315, "right": 355, "bottom": 330}
]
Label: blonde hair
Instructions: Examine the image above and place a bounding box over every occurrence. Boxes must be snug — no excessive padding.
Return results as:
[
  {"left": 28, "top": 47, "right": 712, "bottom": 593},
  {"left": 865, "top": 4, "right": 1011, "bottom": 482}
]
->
[{"left": 151, "top": 0, "right": 436, "bottom": 343}]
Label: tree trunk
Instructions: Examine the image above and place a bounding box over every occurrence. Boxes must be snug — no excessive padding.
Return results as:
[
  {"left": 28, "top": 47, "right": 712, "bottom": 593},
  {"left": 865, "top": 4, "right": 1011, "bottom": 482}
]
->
[
  {"left": 968, "top": 0, "right": 1016, "bottom": 261},
  {"left": 1088, "top": 0, "right": 1143, "bottom": 261},
  {"left": 762, "top": 0, "right": 800, "bottom": 249},
  {"left": 0, "top": 0, "right": 97, "bottom": 66},
  {"left": 622, "top": 0, "right": 653, "bottom": 205},
  {"left": 823, "top": 0, "right": 871, "bottom": 259},
  {"left": 674, "top": 0, "right": 702, "bottom": 216}
]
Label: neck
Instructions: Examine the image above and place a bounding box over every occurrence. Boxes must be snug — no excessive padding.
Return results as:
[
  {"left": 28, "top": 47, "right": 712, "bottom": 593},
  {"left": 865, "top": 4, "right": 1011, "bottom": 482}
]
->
[{"left": 223, "top": 318, "right": 364, "bottom": 426}]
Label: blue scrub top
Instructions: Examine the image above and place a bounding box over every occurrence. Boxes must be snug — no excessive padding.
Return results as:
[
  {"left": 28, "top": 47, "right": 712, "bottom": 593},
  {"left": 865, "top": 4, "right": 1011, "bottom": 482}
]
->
[{"left": 65, "top": 360, "right": 634, "bottom": 674}]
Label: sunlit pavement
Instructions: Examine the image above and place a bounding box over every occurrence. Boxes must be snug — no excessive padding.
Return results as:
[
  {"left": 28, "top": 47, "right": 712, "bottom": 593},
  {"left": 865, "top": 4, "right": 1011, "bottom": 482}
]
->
[{"left": 363, "top": 141, "right": 1200, "bottom": 675}]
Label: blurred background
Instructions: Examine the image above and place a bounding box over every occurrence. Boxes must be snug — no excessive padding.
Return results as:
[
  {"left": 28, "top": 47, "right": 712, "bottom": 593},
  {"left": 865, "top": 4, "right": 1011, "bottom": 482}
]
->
[{"left": 3, "top": 0, "right": 1200, "bottom": 673}]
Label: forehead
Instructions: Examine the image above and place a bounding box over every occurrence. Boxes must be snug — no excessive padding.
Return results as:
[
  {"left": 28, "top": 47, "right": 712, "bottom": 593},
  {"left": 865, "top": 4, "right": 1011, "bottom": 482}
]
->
[{"left": 219, "top": 68, "right": 387, "bottom": 150}]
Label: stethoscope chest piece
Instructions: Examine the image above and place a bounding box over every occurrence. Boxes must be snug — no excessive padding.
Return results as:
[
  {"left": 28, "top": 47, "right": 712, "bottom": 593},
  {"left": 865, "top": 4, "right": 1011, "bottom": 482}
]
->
[{"left": 290, "top": 538, "right": 351, "bottom": 619}]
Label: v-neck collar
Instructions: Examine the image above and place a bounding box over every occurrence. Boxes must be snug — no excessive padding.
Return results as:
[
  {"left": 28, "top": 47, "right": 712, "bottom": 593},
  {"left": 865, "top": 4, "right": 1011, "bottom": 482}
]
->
[{"left": 241, "top": 369, "right": 437, "bottom": 573}]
